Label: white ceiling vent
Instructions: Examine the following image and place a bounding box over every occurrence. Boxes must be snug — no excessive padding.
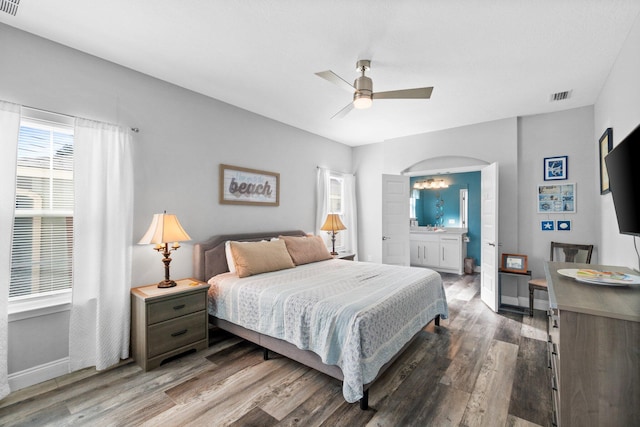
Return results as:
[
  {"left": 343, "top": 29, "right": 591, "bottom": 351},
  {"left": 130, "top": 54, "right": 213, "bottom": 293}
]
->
[
  {"left": 550, "top": 90, "right": 572, "bottom": 101},
  {"left": 0, "top": 0, "right": 20, "bottom": 16}
]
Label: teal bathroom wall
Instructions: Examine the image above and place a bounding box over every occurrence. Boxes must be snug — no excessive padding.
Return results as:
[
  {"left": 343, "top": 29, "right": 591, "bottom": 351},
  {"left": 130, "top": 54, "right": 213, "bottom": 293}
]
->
[{"left": 411, "top": 171, "right": 481, "bottom": 267}]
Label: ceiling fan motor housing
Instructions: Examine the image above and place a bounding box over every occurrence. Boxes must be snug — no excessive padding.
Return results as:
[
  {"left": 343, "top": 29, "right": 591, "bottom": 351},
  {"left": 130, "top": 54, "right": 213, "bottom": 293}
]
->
[{"left": 353, "top": 75, "right": 373, "bottom": 106}]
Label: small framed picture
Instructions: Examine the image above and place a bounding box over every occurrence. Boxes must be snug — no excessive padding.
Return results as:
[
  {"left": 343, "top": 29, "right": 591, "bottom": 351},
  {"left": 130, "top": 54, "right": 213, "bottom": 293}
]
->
[
  {"left": 599, "top": 128, "right": 613, "bottom": 194},
  {"left": 557, "top": 220, "right": 571, "bottom": 231},
  {"left": 541, "top": 220, "right": 555, "bottom": 231},
  {"left": 544, "top": 156, "right": 568, "bottom": 181},
  {"left": 501, "top": 253, "right": 528, "bottom": 274}
]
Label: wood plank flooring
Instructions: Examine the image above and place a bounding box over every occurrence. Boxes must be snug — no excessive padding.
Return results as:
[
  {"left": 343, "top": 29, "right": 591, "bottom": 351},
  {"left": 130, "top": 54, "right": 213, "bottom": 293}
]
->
[{"left": 0, "top": 273, "right": 552, "bottom": 426}]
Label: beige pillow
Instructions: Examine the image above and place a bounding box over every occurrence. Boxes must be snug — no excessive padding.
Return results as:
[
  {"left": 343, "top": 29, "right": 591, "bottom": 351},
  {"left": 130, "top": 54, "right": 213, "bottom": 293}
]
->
[
  {"left": 279, "top": 235, "right": 332, "bottom": 265},
  {"left": 229, "top": 239, "right": 295, "bottom": 278}
]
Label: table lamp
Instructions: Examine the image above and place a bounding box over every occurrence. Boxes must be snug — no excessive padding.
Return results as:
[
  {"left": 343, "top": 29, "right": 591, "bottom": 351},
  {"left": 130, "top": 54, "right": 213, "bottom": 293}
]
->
[
  {"left": 138, "top": 211, "right": 191, "bottom": 288},
  {"left": 320, "top": 213, "right": 346, "bottom": 255}
]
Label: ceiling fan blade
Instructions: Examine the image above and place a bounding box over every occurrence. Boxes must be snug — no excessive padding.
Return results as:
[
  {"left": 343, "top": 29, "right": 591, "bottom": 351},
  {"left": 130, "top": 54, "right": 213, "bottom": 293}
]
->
[
  {"left": 315, "top": 70, "right": 355, "bottom": 93},
  {"left": 373, "top": 87, "right": 434, "bottom": 100},
  {"left": 331, "top": 102, "right": 354, "bottom": 119}
]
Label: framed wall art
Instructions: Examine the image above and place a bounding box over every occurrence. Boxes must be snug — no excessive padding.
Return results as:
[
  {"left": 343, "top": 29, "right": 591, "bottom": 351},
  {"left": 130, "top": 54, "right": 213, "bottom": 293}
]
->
[
  {"left": 501, "top": 253, "right": 528, "bottom": 274},
  {"left": 538, "top": 183, "right": 576, "bottom": 213},
  {"left": 541, "top": 220, "right": 555, "bottom": 231},
  {"left": 543, "top": 155, "right": 568, "bottom": 181},
  {"left": 599, "top": 127, "right": 613, "bottom": 194},
  {"left": 219, "top": 164, "right": 280, "bottom": 206}
]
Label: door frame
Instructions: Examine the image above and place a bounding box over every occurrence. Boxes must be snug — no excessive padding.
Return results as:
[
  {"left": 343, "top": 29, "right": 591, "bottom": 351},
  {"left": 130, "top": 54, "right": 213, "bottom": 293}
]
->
[{"left": 403, "top": 162, "right": 500, "bottom": 311}]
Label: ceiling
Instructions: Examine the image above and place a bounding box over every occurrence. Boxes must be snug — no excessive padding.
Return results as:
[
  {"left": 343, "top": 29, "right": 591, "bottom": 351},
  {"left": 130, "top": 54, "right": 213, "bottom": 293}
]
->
[{"left": 1, "top": 1, "right": 639, "bottom": 146}]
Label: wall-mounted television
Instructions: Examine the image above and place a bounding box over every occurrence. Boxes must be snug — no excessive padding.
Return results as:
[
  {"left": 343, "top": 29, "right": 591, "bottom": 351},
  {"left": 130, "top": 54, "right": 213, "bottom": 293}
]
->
[{"left": 605, "top": 123, "right": 640, "bottom": 236}]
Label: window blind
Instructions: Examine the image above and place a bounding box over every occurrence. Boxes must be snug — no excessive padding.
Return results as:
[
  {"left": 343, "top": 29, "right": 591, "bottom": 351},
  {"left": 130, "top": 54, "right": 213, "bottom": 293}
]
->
[{"left": 10, "top": 119, "right": 74, "bottom": 299}]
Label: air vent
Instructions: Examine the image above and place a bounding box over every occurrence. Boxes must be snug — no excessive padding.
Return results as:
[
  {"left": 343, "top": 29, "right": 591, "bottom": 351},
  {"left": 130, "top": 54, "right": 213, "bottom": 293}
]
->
[
  {"left": 550, "top": 90, "right": 572, "bottom": 102},
  {"left": 0, "top": 0, "right": 20, "bottom": 16}
]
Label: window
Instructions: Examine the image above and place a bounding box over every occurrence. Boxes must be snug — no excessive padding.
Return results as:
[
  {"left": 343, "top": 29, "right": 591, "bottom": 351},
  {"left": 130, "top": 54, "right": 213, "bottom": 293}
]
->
[
  {"left": 10, "top": 114, "right": 74, "bottom": 301},
  {"left": 327, "top": 174, "right": 345, "bottom": 250}
]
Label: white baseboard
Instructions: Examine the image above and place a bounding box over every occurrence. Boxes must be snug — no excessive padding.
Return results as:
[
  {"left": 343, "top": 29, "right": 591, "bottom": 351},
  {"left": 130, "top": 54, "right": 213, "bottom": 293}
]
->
[
  {"left": 500, "top": 295, "right": 549, "bottom": 313},
  {"left": 521, "top": 295, "right": 549, "bottom": 313},
  {"left": 501, "top": 295, "right": 519, "bottom": 306},
  {"left": 8, "top": 358, "right": 69, "bottom": 392}
]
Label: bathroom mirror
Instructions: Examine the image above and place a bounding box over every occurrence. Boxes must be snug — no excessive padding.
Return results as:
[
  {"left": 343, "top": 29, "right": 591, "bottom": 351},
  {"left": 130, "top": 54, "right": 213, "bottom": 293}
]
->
[{"left": 412, "top": 184, "right": 468, "bottom": 228}]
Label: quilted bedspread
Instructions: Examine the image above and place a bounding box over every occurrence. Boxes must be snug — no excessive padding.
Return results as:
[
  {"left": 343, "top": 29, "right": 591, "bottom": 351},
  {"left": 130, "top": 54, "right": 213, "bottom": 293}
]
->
[{"left": 207, "top": 259, "right": 448, "bottom": 402}]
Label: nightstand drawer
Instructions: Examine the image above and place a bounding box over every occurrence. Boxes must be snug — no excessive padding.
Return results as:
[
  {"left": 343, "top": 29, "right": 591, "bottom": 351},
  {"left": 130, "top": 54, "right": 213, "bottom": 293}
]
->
[
  {"left": 147, "top": 310, "right": 206, "bottom": 358},
  {"left": 147, "top": 292, "right": 205, "bottom": 324}
]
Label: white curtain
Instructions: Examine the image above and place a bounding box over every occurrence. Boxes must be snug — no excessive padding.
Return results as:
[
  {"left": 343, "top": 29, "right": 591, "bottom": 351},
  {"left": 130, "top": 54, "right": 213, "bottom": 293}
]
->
[
  {"left": 0, "top": 101, "right": 20, "bottom": 399},
  {"left": 69, "top": 118, "right": 134, "bottom": 372},
  {"left": 315, "top": 167, "right": 330, "bottom": 239},
  {"left": 342, "top": 173, "right": 358, "bottom": 255},
  {"left": 315, "top": 167, "right": 358, "bottom": 256}
]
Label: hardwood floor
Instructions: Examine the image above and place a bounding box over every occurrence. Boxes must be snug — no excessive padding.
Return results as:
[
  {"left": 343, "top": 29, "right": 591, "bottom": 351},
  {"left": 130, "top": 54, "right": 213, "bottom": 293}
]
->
[{"left": 0, "top": 273, "right": 552, "bottom": 426}]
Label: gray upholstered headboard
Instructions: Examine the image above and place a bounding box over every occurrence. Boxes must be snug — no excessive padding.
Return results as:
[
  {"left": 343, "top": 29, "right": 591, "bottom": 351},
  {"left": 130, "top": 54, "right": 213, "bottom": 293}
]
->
[{"left": 192, "top": 229, "right": 307, "bottom": 282}]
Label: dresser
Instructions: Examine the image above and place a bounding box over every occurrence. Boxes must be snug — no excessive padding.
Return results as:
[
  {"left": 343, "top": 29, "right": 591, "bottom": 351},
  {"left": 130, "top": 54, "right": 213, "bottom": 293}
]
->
[
  {"left": 545, "top": 262, "right": 640, "bottom": 427},
  {"left": 131, "top": 278, "right": 210, "bottom": 371}
]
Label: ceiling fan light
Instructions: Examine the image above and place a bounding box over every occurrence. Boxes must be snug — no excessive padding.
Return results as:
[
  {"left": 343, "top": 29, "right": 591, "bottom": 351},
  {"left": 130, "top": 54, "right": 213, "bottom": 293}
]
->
[{"left": 353, "top": 96, "right": 372, "bottom": 109}]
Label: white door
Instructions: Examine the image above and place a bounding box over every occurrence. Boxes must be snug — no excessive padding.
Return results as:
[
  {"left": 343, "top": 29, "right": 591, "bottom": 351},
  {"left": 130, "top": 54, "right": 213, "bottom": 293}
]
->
[
  {"left": 382, "top": 174, "right": 410, "bottom": 265},
  {"left": 480, "top": 162, "right": 499, "bottom": 311}
]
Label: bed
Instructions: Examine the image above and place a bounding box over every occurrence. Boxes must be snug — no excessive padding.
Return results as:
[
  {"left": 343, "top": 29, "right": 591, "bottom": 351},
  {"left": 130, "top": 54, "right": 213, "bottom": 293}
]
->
[{"left": 193, "top": 230, "right": 448, "bottom": 409}]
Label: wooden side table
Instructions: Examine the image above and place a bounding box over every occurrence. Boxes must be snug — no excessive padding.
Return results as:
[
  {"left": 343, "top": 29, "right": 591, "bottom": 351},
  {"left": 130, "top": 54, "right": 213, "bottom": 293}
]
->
[{"left": 131, "top": 278, "right": 210, "bottom": 371}]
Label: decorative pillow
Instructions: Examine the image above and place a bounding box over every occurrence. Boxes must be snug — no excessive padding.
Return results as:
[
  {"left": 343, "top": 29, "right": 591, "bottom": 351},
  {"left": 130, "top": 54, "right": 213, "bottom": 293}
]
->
[
  {"left": 229, "top": 239, "right": 295, "bottom": 278},
  {"left": 224, "top": 240, "right": 237, "bottom": 273},
  {"left": 279, "top": 234, "right": 332, "bottom": 265}
]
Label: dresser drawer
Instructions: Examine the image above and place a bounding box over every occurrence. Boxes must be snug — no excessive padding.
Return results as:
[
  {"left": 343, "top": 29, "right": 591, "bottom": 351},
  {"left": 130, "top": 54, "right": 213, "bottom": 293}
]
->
[
  {"left": 147, "top": 292, "right": 205, "bottom": 324},
  {"left": 147, "top": 310, "right": 206, "bottom": 358}
]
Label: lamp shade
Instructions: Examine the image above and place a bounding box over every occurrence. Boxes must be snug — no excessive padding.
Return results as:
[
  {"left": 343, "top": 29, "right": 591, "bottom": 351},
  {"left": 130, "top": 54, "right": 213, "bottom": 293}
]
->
[
  {"left": 138, "top": 213, "right": 191, "bottom": 244},
  {"left": 320, "top": 213, "right": 346, "bottom": 232}
]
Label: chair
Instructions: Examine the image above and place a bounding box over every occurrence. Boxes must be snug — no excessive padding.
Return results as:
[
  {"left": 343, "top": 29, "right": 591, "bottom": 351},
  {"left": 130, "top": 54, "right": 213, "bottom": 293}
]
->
[{"left": 528, "top": 241, "right": 594, "bottom": 316}]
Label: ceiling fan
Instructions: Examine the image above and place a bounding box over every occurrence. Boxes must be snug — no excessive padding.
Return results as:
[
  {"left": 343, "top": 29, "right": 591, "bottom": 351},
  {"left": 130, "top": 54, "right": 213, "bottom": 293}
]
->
[{"left": 315, "top": 59, "right": 433, "bottom": 119}]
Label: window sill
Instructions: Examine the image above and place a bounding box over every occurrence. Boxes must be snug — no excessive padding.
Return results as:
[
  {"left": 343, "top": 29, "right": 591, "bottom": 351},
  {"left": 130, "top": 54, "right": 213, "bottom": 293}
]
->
[{"left": 8, "top": 291, "right": 72, "bottom": 322}]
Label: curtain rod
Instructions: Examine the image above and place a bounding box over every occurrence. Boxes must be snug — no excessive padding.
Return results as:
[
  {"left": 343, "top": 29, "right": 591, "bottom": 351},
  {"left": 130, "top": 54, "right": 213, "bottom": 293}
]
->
[{"left": 20, "top": 104, "right": 139, "bottom": 133}]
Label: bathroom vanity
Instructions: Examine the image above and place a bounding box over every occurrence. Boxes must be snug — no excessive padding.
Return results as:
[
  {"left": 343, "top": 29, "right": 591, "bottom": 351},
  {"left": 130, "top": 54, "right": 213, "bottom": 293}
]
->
[{"left": 410, "top": 227, "right": 468, "bottom": 275}]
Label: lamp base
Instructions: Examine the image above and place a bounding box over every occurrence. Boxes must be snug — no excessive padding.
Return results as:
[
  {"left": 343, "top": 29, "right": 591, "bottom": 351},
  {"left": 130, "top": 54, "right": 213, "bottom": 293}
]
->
[
  {"left": 157, "top": 279, "right": 177, "bottom": 288},
  {"left": 330, "top": 251, "right": 339, "bottom": 256}
]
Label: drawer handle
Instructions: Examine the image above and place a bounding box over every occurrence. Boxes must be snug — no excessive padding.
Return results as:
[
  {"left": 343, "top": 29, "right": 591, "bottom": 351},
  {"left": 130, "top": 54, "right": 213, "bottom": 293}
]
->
[
  {"left": 173, "top": 304, "right": 186, "bottom": 311},
  {"left": 171, "top": 329, "right": 188, "bottom": 337},
  {"left": 552, "top": 343, "right": 558, "bottom": 355},
  {"left": 551, "top": 375, "right": 558, "bottom": 391}
]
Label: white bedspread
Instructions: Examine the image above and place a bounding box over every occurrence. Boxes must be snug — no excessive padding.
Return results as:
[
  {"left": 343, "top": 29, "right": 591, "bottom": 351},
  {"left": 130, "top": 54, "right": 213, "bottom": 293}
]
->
[{"left": 207, "top": 259, "right": 448, "bottom": 402}]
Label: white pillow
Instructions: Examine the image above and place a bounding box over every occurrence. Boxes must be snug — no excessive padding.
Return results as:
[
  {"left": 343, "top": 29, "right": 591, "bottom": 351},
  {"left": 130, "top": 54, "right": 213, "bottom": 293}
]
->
[{"left": 225, "top": 240, "right": 237, "bottom": 273}]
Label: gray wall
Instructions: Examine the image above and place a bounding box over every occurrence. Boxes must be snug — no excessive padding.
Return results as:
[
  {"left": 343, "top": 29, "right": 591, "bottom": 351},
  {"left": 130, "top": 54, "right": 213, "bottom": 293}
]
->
[
  {"left": 353, "top": 118, "right": 519, "bottom": 265},
  {"left": 517, "top": 106, "right": 598, "bottom": 305},
  {"left": 595, "top": 13, "right": 640, "bottom": 270},
  {"left": 353, "top": 107, "right": 600, "bottom": 308},
  {"left": 1, "top": 23, "right": 351, "bottom": 378}
]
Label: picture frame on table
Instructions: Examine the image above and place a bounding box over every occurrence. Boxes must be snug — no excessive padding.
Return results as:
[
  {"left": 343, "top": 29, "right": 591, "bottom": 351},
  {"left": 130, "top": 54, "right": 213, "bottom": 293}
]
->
[
  {"left": 501, "top": 253, "right": 528, "bottom": 274},
  {"left": 219, "top": 164, "right": 280, "bottom": 206},
  {"left": 543, "top": 155, "right": 568, "bottom": 181},
  {"left": 599, "top": 127, "right": 613, "bottom": 194}
]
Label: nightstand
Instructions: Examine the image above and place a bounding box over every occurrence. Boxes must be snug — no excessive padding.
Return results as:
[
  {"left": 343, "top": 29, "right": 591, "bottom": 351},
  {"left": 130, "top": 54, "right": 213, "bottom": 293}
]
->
[
  {"left": 336, "top": 252, "right": 356, "bottom": 261},
  {"left": 131, "top": 278, "right": 210, "bottom": 371}
]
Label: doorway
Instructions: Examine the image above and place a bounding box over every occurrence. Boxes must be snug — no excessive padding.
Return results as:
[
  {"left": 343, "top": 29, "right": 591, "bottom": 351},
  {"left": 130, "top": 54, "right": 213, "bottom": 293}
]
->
[{"left": 386, "top": 157, "right": 500, "bottom": 312}]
